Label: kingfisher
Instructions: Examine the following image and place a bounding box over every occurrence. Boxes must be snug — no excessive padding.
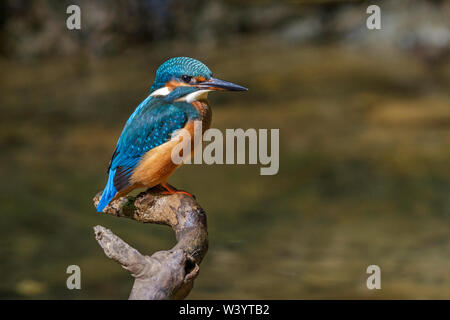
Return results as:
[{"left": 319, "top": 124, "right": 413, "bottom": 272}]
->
[{"left": 96, "top": 57, "right": 247, "bottom": 212}]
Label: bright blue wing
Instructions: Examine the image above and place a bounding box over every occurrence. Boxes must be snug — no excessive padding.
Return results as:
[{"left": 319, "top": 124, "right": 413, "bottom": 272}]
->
[
  {"left": 97, "top": 94, "right": 199, "bottom": 212},
  {"left": 111, "top": 97, "right": 197, "bottom": 189}
]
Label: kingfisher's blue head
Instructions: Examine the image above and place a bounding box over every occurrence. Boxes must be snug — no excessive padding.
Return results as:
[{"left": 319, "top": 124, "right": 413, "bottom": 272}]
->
[{"left": 149, "top": 57, "right": 247, "bottom": 99}]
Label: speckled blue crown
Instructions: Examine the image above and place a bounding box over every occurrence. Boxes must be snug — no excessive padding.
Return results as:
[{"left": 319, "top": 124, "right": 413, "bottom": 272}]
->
[{"left": 150, "top": 57, "right": 212, "bottom": 93}]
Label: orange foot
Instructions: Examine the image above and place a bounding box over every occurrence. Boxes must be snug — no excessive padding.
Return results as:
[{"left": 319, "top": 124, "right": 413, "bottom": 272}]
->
[{"left": 161, "top": 183, "right": 196, "bottom": 199}]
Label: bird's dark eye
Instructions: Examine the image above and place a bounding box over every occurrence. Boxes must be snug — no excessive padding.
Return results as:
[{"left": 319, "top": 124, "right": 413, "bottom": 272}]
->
[{"left": 181, "top": 75, "right": 192, "bottom": 83}]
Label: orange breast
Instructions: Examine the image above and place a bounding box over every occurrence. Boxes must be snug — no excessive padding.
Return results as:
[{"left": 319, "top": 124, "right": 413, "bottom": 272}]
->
[
  {"left": 192, "top": 100, "right": 212, "bottom": 132},
  {"left": 130, "top": 121, "right": 196, "bottom": 188},
  {"left": 130, "top": 100, "right": 211, "bottom": 189}
]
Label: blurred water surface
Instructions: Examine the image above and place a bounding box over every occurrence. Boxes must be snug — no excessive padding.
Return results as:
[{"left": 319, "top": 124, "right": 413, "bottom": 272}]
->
[{"left": 1, "top": 36, "right": 449, "bottom": 299}]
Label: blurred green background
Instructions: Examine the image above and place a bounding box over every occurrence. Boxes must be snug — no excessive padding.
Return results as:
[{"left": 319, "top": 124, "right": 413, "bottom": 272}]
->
[{"left": 0, "top": 0, "right": 449, "bottom": 299}]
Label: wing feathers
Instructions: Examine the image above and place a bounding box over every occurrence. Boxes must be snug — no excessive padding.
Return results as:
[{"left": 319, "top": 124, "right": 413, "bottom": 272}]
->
[
  {"left": 113, "top": 166, "right": 134, "bottom": 191},
  {"left": 105, "top": 97, "right": 198, "bottom": 194}
]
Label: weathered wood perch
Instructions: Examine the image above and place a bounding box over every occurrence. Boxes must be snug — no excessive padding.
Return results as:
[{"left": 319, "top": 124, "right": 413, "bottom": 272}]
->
[{"left": 92, "top": 185, "right": 208, "bottom": 300}]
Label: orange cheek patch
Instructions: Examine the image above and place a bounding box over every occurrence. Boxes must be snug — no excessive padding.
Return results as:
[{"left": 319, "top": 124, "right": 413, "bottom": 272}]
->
[
  {"left": 195, "top": 76, "right": 206, "bottom": 83},
  {"left": 166, "top": 80, "right": 190, "bottom": 89}
]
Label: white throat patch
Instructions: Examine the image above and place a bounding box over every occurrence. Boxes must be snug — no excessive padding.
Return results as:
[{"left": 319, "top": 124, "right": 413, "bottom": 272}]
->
[
  {"left": 179, "top": 89, "right": 211, "bottom": 103},
  {"left": 149, "top": 86, "right": 172, "bottom": 97},
  {"left": 150, "top": 86, "right": 211, "bottom": 103}
]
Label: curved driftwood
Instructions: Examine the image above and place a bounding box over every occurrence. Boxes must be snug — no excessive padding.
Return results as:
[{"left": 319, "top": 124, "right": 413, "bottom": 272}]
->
[{"left": 92, "top": 185, "right": 208, "bottom": 300}]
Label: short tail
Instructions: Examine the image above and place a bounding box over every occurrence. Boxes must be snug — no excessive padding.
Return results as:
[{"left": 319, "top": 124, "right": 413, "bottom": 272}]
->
[{"left": 97, "top": 168, "right": 117, "bottom": 212}]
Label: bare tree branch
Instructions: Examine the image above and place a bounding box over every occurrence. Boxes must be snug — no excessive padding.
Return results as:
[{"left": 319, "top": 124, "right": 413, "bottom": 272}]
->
[{"left": 92, "top": 186, "right": 208, "bottom": 300}]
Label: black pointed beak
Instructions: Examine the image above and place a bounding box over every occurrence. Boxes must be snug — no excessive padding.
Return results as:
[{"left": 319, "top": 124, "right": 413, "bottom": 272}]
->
[{"left": 196, "top": 77, "right": 248, "bottom": 91}]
